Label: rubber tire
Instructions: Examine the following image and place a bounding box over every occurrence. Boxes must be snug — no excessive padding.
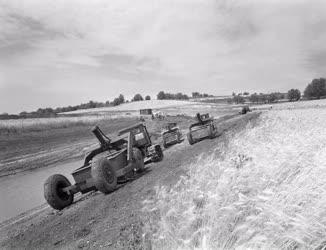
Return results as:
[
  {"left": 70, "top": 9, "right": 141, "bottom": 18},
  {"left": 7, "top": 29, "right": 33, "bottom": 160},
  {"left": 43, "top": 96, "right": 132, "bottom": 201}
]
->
[
  {"left": 133, "top": 147, "right": 145, "bottom": 172},
  {"left": 44, "top": 174, "right": 73, "bottom": 210},
  {"left": 187, "top": 133, "right": 194, "bottom": 145},
  {"left": 153, "top": 145, "right": 164, "bottom": 162},
  {"left": 177, "top": 133, "right": 182, "bottom": 143},
  {"left": 92, "top": 158, "right": 117, "bottom": 194},
  {"left": 163, "top": 140, "right": 168, "bottom": 149},
  {"left": 209, "top": 125, "right": 217, "bottom": 139}
]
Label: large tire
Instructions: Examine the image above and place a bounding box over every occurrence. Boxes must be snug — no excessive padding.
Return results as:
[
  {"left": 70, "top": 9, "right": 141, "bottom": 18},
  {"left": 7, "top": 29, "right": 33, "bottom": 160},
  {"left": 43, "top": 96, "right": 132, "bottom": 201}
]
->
[
  {"left": 152, "top": 145, "right": 163, "bottom": 162},
  {"left": 133, "top": 147, "right": 145, "bottom": 172},
  {"left": 177, "top": 133, "right": 182, "bottom": 143},
  {"left": 44, "top": 174, "right": 73, "bottom": 210},
  {"left": 209, "top": 124, "right": 217, "bottom": 139},
  {"left": 92, "top": 158, "right": 117, "bottom": 194},
  {"left": 187, "top": 133, "right": 194, "bottom": 145}
]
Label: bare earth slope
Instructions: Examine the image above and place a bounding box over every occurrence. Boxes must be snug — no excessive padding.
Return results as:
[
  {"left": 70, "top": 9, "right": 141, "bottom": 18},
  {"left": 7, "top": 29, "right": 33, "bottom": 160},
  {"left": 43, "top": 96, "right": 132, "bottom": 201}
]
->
[{"left": 0, "top": 112, "right": 259, "bottom": 250}]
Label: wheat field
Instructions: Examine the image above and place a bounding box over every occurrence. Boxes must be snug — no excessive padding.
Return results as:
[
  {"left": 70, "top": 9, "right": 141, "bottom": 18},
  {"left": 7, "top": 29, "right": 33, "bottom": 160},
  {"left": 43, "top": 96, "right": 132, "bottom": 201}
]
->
[{"left": 143, "top": 104, "right": 326, "bottom": 249}]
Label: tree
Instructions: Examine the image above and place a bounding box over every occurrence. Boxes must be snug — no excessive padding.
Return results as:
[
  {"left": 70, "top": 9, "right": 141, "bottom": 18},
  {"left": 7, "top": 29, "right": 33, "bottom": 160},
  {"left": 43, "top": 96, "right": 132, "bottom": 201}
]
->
[
  {"left": 132, "top": 94, "right": 144, "bottom": 102},
  {"left": 145, "top": 95, "right": 151, "bottom": 100},
  {"left": 249, "top": 93, "right": 259, "bottom": 103},
  {"left": 304, "top": 78, "right": 326, "bottom": 99},
  {"left": 267, "top": 93, "right": 278, "bottom": 103},
  {"left": 113, "top": 98, "right": 121, "bottom": 106},
  {"left": 192, "top": 92, "right": 200, "bottom": 98},
  {"left": 157, "top": 91, "right": 166, "bottom": 100},
  {"left": 258, "top": 93, "right": 267, "bottom": 103},
  {"left": 233, "top": 95, "right": 245, "bottom": 104},
  {"left": 118, "top": 94, "right": 125, "bottom": 104},
  {"left": 288, "top": 89, "right": 301, "bottom": 101}
]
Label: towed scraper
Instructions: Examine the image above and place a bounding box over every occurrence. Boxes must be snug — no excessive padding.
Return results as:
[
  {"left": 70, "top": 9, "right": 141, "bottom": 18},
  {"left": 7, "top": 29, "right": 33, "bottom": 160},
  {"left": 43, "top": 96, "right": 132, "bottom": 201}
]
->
[{"left": 187, "top": 113, "right": 217, "bottom": 145}]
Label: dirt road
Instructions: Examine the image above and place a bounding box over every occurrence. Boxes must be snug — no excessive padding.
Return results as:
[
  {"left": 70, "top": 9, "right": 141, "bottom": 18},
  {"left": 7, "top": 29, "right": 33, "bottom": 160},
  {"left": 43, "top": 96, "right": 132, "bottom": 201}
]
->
[{"left": 0, "top": 112, "right": 259, "bottom": 250}]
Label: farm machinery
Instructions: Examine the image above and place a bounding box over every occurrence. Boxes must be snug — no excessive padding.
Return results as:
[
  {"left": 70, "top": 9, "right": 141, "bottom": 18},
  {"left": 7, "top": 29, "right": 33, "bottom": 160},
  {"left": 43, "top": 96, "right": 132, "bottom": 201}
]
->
[
  {"left": 162, "top": 122, "right": 182, "bottom": 148},
  {"left": 240, "top": 105, "right": 251, "bottom": 114},
  {"left": 44, "top": 123, "right": 163, "bottom": 210},
  {"left": 187, "top": 113, "right": 218, "bottom": 145}
]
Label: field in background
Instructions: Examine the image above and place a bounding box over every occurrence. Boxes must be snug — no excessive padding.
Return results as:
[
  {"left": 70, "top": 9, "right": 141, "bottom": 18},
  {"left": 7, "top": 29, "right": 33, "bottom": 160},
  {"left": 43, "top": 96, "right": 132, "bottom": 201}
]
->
[
  {"left": 0, "top": 100, "right": 241, "bottom": 135},
  {"left": 61, "top": 100, "right": 192, "bottom": 115},
  {"left": 143, "top": 100, "right": 326, "bottom": 249}
]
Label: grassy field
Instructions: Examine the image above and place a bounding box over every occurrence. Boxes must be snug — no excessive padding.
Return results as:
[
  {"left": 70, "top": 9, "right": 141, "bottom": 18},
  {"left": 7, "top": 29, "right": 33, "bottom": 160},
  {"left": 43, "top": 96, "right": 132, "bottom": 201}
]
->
[{"left": 143, "top": 100, "right": 326, "bottom": 249}]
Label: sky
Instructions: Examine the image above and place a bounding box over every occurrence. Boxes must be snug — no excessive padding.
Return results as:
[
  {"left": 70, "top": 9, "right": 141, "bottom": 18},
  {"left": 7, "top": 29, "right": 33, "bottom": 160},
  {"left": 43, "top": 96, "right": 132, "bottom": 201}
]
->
[{"left": 0, "top": 0, "right": 326, "bottom": 113}]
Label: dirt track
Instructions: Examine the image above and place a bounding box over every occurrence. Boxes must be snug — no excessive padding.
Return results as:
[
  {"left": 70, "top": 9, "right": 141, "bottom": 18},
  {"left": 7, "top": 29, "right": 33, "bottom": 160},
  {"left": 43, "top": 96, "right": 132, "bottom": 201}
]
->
[{"left": 0, "top": 112, "right": 259, "bottom": 250}]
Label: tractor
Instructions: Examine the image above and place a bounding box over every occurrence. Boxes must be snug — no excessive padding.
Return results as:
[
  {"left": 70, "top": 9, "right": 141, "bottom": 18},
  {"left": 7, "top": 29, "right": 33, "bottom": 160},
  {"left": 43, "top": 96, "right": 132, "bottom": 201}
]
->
[
  {"left": 162, "top": 122, "right": 182, "bottom": 148},
  {"left": 187, "top": 113, "right": 218, "bottom": 145},
  {"left": 240, "top": 105, "right": 251, "bottom": 114},
  {"left": 44, "top": 123, "right": 163, "bottom": 210}
]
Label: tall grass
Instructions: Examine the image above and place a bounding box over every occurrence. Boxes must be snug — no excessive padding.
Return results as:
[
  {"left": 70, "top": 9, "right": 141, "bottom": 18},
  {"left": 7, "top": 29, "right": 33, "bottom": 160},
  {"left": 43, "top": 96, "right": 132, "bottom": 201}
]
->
[
  {"left": 143, "top": 108, "right": 326, "bottom": 249},
  {"left": 0, "top": 115, "right": 129, "bottom": 134}
]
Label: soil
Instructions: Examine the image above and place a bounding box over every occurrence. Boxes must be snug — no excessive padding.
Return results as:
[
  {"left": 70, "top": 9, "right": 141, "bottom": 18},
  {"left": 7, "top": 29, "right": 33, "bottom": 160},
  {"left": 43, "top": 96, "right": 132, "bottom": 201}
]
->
[{"left": 0, "top": 112, "right": 259, "bottom": 250}]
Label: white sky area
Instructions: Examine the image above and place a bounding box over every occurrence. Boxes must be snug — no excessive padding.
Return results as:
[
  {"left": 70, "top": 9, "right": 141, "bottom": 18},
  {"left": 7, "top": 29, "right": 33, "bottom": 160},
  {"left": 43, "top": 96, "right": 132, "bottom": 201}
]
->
[{"left": 0, "top": 0, "right": 326, "bottom": 113}]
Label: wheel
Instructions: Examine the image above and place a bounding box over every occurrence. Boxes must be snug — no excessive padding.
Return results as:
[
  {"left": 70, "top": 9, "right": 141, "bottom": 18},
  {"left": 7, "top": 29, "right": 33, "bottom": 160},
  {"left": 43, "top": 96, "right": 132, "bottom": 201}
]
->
[
  {"left": 44, "top": 174, "right": 73, "bottom": 210},
  {"left": 177, "top": 133, "right": 182, "bottom": 143},
  {"left": 209, "top": 125, "right": 217, "bottom": 139},
  {"left": 92, "top": 158, "right": 117, "bottom": 194},
  {"left": 152, "top": 145, "right": 163, "bottom": 162},
  {"left": 187, "top": 133, "right": 194, "bottom": 145},
  {"left": 163, "top": 140, "right": 168, "bottom": 149},
  {"left": 133, "top": 147, "right": 145, "bottom": 172}
]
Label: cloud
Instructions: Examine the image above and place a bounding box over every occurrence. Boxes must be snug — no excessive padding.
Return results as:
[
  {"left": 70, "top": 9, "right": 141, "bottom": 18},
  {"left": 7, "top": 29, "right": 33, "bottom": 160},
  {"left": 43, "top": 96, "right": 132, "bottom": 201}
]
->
[{"left": 0, "top": 0, "right": 326, "bottom": 113}]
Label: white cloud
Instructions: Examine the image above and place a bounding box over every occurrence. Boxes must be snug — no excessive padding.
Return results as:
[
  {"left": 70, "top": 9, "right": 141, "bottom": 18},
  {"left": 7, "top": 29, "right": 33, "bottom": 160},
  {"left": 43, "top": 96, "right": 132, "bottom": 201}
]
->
[{"left": 0, "top": 0, "right": 326, "bottom": 112}]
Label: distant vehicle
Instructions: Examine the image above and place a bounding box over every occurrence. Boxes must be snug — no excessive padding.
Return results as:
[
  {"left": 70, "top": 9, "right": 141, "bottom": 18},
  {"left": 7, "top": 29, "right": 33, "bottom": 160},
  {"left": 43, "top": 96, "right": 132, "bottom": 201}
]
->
[
  {"left": 44, "top": 123, "right": 163, "bottom": 210},
  {"left": 240, "top": 105, "right": 251, "bottom": 114},
  {"left": 187, "top": 113, "right": 218, "bottom": 145},
  {"left": 153, "top": 111, "right": 166, "bottom": 120},
  {"left": 140, "top": 109, "right": 153, "bottom": 115},
  {"left": 162, "top": 122, "right": 182, "bottom": 148},
  {"left": 139, "top": 109, "right": 153, "bottom": 120}
]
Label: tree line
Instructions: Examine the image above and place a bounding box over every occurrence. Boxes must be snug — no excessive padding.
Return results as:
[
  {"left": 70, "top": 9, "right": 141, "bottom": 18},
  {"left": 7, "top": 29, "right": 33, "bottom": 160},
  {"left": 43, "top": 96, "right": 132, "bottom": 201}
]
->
[
  {"left": 2, "top": 78, "right": 325, "bottom": 120},
  {"left": 156, "top": 91, "right": 189, "bottom": 100},
  {"left": 228, "top": 77, "right": 326, "bottom": 104}
]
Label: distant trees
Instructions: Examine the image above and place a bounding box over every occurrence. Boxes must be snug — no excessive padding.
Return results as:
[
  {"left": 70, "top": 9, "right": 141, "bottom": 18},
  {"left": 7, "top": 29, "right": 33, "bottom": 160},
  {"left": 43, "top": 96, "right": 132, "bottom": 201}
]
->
[
  {"left": 113, "top": 94, "right": 125, "bottom": 106},
  {"left": 304, "top": 78, "right": 326, "bottom": 99},
  {"left": 145, "top": 95, "right": 151, "bottom": 100},
  {"left": 132, "top": 94, "right": 144, "bottom": 102},
  {"left": 287, "top": 89, "right": 301, "bottom": 101},
  {"left": 157, "top": 91, "right": 166, "bottom": 100},
  {"left": 157, "top": 91, "right": 189, "bottom": 100},
  {"left": 232, "top": 95, "right": 245, "bottom": 104},
  {"left": 247, "top": 92, "right": 285, "bottom": 104},
  {"left": 192, "top": 92, "right": 212, "bottom": 98}
]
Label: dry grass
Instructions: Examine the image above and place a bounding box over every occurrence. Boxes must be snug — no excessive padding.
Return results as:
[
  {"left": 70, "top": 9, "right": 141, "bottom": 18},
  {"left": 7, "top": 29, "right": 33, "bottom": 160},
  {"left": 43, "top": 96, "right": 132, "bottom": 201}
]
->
[
  {"left": 143, "top": 107, "right": 326, "bottom": 249},
  {"left": 0, "top": 115, "right": 119, "bottom": 135}
]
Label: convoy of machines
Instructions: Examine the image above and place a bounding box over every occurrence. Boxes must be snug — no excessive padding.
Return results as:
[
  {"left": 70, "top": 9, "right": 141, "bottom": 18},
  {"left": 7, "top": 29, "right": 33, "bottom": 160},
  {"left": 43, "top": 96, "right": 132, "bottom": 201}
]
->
[
  {"left": 44, "top": 123, "right": 163, "bottom": 210},
  {"left": 44, "top": 107, "right": 250, "bottom": 210}
]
